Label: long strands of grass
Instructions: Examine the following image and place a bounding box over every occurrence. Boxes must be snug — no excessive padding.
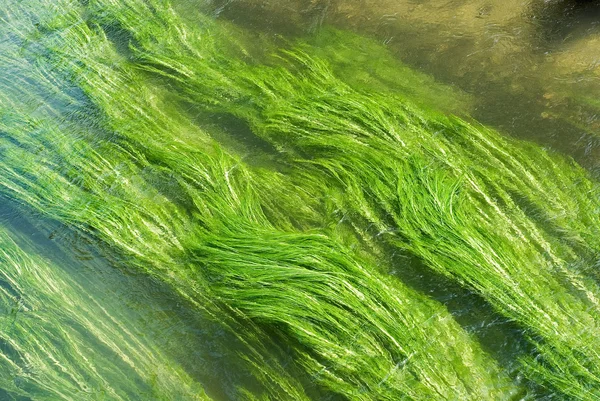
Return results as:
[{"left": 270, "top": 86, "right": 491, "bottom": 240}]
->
[
  {"left": 0, "top": 72, "right": 314, "bottom": 401},
  {"left": 0, "top": 224, "right": 209, "bottom": 400},
  {"left": 0, "top": 1, "right": 524, "bottom": 399},
  {"left": 219, "top": 61, "right": 600, "bottom": 399},
  {"left": 87, "top": 1, "right": 600, "bottom": 397},
  {"left": 0, "top": 5, "right": 317, "bottom": 400}
]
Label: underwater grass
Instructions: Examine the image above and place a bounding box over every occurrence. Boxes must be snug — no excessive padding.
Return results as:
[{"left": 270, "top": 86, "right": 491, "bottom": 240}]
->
[
  {"left": 0, "top": 73, "right": 314, "bottom": 401},
  {"left": 217, "top": 60, "right": 600, "bottom": 399},
  {"left": 0, "top": 223, "right": 209, "bottom": 401},
  {"left": 0, "top": 1, "right": 527, "bottom": 399},
  {"left": 74, "top": 0, "right": 600, "bottom": 398},
  {"left": 0, "top": 6, "right": 318, "bottom": 400}
]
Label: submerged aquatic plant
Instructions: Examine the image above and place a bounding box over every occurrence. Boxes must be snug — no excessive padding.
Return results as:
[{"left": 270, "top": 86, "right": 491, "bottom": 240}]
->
[
  {"left": 0, "top": 1, "right": 521, "bottom": 399},
  {"left": 76, "top": 0, "right": 600, "bottom": 398},
  {"left": 2, "top": 0, "right": 600, "bottom": 399},
  {"left": 0, "top": 224, "right": 209, "bottom": 400}
]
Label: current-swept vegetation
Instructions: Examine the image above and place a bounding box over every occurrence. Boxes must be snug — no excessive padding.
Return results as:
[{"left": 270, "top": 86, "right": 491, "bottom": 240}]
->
[{"left": 1, "top": 0, "right": 600, "bottom": 400}]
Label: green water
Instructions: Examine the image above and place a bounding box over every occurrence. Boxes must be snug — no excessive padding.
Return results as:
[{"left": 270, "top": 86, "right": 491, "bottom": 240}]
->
[{"left": 1, "top": 0, "right": 600, "bottom": 400}]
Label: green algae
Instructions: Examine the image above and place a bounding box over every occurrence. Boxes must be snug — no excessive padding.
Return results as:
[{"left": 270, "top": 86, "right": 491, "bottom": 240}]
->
[
  {"left": 76, "top": 0, "right": 600, "bottom": 398},
  {"left": 1, "top": 0, "right": 600, "bottom": 399},
  {"left": 0, "top": 1, "right": 522, "bottom": 399},
  {"left": 0, "top": 222, "right": 209, "bottom": 401}
]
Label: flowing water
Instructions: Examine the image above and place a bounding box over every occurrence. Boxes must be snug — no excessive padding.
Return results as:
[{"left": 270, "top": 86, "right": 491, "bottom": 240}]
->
[
  {"left": 1, "top": 1, "right": 600, "bottom": 400},
  {"left": 207, "top": 0, "right": 600, "bottom": 172}
]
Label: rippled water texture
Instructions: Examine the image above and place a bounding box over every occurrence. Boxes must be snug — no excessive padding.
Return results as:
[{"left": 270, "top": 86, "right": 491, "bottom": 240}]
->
[
  {"left": 2, "top": 0, "right": 600, "bottom": 400},
  {"left": 208, "top": 0, "right": 600, "bottom": 172}
]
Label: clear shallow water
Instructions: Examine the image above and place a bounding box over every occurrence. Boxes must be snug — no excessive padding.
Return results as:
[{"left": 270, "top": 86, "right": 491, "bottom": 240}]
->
[
  {"left": 193, "top": 2, "right": 600, "bottom": 398},
  {"left": 207, "top": 0, "right": 600, "bottom": 173},
  {"left": 0, "top": 201, "right": 224, "bottom": 399},
  {"left": 197, "top": 0, "right": 600, "bottom": 393},
  {"left": 2, "top": 1, "right": 600, "bottom": 400}
]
